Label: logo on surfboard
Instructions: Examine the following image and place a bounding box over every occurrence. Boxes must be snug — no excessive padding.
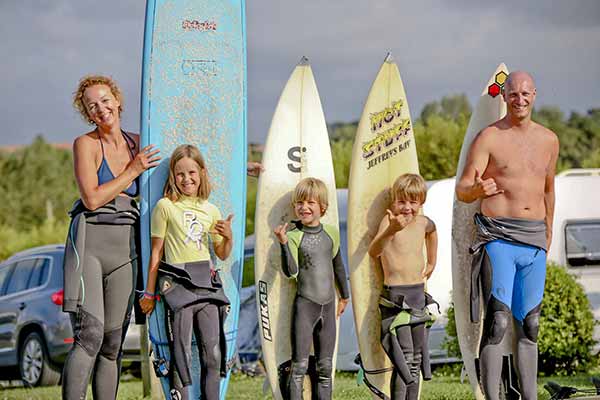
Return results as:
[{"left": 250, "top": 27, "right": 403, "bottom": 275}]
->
[
  {"left": 488, "top": 71, "right": 508, "bottom": 98},
  {"left": 362, "top": 99, "right": 412, "bottom": 169},
  {"left": 182, "top": 20, "right": 217, "bottom": 31},
  {"left": 181, "top": 60, "right": 217, "bottom": 76},
  {"left": 258, "top": 281, "right": 273, "bottom": 341},
  {"left": 287, "top": 146, "right": 307, "bottom": 173}
]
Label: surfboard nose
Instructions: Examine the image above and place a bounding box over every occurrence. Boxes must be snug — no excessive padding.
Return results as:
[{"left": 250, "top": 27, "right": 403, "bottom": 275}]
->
[{"left": 298, "top": 56, "right": 310, "bottom": 66}]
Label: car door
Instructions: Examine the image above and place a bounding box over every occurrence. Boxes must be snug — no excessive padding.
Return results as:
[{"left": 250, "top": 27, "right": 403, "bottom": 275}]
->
[
  {"left": 0, "top": 262, "right": 18, "bottom": 364},
  {"left": 0, "top": 258, "right": 38, "bottom": 365}
]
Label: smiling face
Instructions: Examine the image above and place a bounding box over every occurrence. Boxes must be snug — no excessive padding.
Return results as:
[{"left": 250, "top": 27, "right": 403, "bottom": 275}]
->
[
  {"left": 503, "top": 72, "right": 537, "bottom": 121},
  {"left": 83, "top": 84, "right": 121, "bottom": 128},
  {"left": 294, "top": 197, "right": 324, "bottom": 227},
  {"left": 390, "top": 197, "right": 422, "bottom": 223},
  {"left": 174, "top": 156, "right": 202, "bottom": 197}
]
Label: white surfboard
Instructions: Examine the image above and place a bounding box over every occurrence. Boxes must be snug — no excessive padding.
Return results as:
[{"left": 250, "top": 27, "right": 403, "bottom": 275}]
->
[
  {"left": 254, "top": 57, "right": 340, "bottom": 400},
  {"left": 451, "top": 63, "right": 509, "bottom": 400},
  {"left": 347, "top": 53, "right": 420, "bottom": 398}
]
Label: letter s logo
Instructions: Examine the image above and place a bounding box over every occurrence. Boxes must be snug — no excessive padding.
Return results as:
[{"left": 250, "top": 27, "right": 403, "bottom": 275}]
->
[{"left": 287, "top": 146, "right": 306, "bottom": 173}]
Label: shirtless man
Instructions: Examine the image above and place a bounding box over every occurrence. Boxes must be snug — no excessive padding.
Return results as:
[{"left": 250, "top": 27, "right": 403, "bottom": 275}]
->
[
  {"left": 456, "top": 71, "right": 559, "bottom": 400},
  {"left": 368, "top": 173, "right": 438, "bottom": 400}
]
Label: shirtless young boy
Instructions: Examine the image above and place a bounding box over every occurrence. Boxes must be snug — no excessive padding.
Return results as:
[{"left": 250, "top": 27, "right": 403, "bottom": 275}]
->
[{"left": 368, "top": 173, "right": 438, "bottom": 400}]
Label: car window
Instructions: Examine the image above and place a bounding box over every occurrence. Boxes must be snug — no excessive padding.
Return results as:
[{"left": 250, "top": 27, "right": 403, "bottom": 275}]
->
[
  {"left": 565, "top": 220, "right": 600, "bottom": 267},
  {"left": 27, "top": 258, "right": 50, "bottom": 289},
  {"left": 0, "top": 263, "right": 17, "bottom": 296},
  {"left": 5, "top": 259, "right": 37, "bottom": 295}
]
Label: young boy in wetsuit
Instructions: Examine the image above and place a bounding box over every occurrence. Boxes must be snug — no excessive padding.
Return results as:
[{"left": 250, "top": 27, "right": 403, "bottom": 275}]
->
[
  {"left": 274, "top": 177, "right": 350, "bottom": 400},
  {"left": 368, "top": 173, "right": 438, "bottom": 400}
]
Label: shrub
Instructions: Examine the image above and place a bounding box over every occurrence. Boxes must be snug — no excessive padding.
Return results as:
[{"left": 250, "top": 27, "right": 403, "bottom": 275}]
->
[{"left": 444, "top": 262, "right": 598, "bottom": 376}]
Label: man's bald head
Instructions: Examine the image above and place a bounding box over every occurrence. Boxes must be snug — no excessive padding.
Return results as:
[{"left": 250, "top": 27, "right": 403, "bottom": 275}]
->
[{"left": 505, "top": 71, "right": 536, "bottom": 91}]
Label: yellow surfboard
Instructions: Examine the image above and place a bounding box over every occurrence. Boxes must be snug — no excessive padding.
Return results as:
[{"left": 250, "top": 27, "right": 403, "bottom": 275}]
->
[
  {"left": 347, "top": 53, "right": 420, "bottom": 398},
  {"left": 451, "top": 63, "right": 509, "bottom": 400},
  {"left": 254, "top": 57, "right": 340, "bottom": 400}
]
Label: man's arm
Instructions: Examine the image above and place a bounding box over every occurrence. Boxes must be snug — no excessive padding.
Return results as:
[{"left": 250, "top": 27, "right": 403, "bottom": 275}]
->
[
  {"left": 455, "top": 129, "right": 503, "bottom": 203},
  {"left": 544, "top": 133, "right": 560, "bottom": 250}
]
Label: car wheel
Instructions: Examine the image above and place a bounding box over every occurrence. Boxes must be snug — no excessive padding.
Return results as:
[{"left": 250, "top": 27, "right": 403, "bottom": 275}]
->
[{"left": 19, "top": 332, "right": 61, "bottom": 387}]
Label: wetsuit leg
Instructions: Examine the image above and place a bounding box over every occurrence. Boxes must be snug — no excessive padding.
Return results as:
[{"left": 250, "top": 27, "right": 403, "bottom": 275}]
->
[
  {"left": 390, "top": 325, "right": 413, "bottom": 400},
  {"left": 313, "top": 300, "right": 336, "bottom": 400},
  {"left": 171, "top": 305, "right": 195, "bottom": 388},
  {"left": 62, "top": 256, "right": 104, "bottom": 400},
  {"left": 290, "top": 296, "right": 319, "bottom": 400},
  {"left": 193, "top": 302, "right": 221, "bottom": 400},
  {"left": 92, "top": 260, "right": 135, "bottom": 400},
  {"left": 480, "top": 240, "right": 516, "bottom": 400},
  {"left": 513, "top": 248, "right": 546, "bottom": 400},
  {"left": 405, "top": 323, "right": 425, "bottom": 400}
]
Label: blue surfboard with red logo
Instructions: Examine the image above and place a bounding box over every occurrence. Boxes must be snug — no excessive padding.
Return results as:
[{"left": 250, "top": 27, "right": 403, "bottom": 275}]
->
[{"left": 140, "top": 1, "right": 246, "bottom": 398}]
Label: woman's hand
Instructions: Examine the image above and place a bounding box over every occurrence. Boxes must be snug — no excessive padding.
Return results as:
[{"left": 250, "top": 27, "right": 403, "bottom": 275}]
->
[{"left": 130, "top": 144, "right": 161, "bottom": 175}]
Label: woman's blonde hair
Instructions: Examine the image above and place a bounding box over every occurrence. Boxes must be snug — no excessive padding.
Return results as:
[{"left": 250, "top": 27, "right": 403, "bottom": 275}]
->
[
  {"left": 163, "top": 144, "right": 211, "bottom": 201},
  {"left": 73, "top": 75, "right": 124, "bottom": 124},
  {"left": 292, "top": 177, "right": 329, "bottom": 215},
  {"left": 391, "top": 173, "right": 427, "bottom": 204}
]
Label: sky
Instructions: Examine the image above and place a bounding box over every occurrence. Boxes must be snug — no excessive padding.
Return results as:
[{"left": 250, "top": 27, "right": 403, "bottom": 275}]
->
[{"left": 1, "top": 1, "right": 599, "bottom": 146}]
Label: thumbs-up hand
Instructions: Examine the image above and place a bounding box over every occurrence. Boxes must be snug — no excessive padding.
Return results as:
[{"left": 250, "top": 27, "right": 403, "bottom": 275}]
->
[
  {"left": 274, "top": 223, "right": 289, "bottom": 244},
  {"left": 473, "top": 169, "right": 504, "bottom": 198},
  {"left": 213, "top": 214, "right": 234, "bottom": 240},
  {"left": 386, "top": 209, "right": 409, "bottom": 233}
]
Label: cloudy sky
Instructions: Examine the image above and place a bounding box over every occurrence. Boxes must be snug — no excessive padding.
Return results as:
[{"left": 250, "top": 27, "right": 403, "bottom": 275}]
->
[{"left": 1, "top": 1, "right": 599, "bottom": 146}]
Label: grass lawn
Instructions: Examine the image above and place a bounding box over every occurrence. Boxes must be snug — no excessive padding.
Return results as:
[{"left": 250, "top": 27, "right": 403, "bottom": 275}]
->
[{"left": 1, "top": 370, "right": 599, "bottom": 399}]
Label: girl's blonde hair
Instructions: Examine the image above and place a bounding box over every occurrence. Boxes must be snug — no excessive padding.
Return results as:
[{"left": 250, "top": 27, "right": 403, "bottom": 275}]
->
[
  {"left": 163, "top": 144, "right": 211, "bottom": 201},
  {"left": 292, "top": 177, "right": 329, "bottom": 215},
  {"left": 391, "top": 173, "right": 427, "bottom": 204},
  {"left": 73, "top": 75, "right": 124, "bottom": 124}
]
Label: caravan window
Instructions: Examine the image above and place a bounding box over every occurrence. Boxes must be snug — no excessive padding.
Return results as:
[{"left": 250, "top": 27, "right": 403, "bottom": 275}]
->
[{"left": 565, "top": 220, "right": 600, "bottom": 267}]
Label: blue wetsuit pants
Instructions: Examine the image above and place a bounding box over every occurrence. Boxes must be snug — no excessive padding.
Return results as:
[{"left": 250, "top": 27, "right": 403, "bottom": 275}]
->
[{"left": 480, "top": 239, "right": 546, "bottom": 400}]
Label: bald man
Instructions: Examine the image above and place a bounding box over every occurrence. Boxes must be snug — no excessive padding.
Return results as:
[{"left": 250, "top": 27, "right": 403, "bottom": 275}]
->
[{"left": 456, "top": 71, "right": 559, "bottom": 400}]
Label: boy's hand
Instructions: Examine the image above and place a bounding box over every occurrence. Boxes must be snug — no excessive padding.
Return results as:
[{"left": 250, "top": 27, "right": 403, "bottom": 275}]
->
[
  {"left": 337, "top": 298, "right": 349, "bottom": 318},
  {"left": 422, "top": 263, "right": 435, "bottom": 280},
  {"left": 274, "top": 223, "right": 288, "bottom": 244},
  {"left": 386, "top": 209, "right": 409, "bottom": 233},
  {"left": 139, "top": 297, "right": 155, "bottom": 314},
  {"left": 213, "top": 214, "right": 234, "bottom": 240}
]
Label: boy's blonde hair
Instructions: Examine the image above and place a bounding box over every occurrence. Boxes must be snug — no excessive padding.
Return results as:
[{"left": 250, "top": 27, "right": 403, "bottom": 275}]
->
[
  {"left": 163, "top": 144, "right": 211, "bottom": 201},
  {"left": 391, "top": 173, "right": 427, "bottom": 204},
  {"left": 292, "top": 177, "right": 329, "bottom": 215}
]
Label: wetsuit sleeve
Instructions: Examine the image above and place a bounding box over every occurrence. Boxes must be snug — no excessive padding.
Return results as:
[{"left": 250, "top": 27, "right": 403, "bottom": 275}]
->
[
  {"left": 332, "top": 249, "right": 350, "bottom": 299},
  {"left": 150, "top": 199, "right": 168, "bottom": 238},
  {"left": 280, "top": 242, "right": 299, "bottom": 278}
]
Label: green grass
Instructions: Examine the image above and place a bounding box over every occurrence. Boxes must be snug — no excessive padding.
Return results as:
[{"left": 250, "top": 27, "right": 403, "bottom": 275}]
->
[{"left": 1, "top": 370, "right": 599, "bottom": 399}]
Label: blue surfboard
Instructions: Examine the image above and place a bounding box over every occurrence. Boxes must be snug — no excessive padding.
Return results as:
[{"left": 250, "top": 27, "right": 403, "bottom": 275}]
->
[{"left": 140, "top": 1, "right": 246, "bottom": 398}]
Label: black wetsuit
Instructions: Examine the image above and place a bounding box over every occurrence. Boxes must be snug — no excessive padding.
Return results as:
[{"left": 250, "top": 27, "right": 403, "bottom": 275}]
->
[
  {"left": 280, "top": 222, "right": 350, "bottom": 400},
  {"left": 379, "top": 284, "right": 436, "bottom": 400},
  {"left": 62, "top": 197, "right": 143, "bottom": 400}
]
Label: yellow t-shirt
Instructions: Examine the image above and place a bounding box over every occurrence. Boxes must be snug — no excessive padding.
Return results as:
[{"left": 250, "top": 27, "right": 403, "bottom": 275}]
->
[{"left": 151, "top": 196, "right": 223, "bottom": 264}]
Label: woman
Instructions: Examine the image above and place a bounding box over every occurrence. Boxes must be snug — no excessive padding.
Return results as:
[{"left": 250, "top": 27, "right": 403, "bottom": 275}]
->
[{"left": 62, "top": 75, "right": 160, "bottom": 400}]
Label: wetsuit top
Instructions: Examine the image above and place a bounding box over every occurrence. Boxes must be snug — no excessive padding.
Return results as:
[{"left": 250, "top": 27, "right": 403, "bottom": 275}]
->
[
  {"left": 280, "top": 222, "right": 350, "bottom": 305},
  {"left": 97, "top": 130, "right": 138, "bottom": 197},
  {"left": 151, "top": 196, "right": 223, "bottom": 264}
]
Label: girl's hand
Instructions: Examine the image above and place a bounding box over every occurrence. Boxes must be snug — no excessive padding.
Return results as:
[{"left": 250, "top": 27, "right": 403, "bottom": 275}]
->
[
  {"left": 213, "top": 214, "right": 234, "bottom": 240},
  {"left": 130, "top": 144, "right": 161, "bottom": 175},
  {"left": 139, "top": 296, "right": 156, "bottom": 314},
  {"left": 273, "top": 223, "right": 288, "bottom": 244},
  {"left": 337, "top": 298, "right": 349, "bottom": 318},
  {"left": 422, "top": 263, "right": 435, "bottom": 280}
]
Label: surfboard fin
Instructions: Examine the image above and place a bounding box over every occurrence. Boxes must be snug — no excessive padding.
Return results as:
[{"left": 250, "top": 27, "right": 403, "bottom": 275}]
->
[{"left": 501, "top": 354, "right": 521, "bottom": 400}]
